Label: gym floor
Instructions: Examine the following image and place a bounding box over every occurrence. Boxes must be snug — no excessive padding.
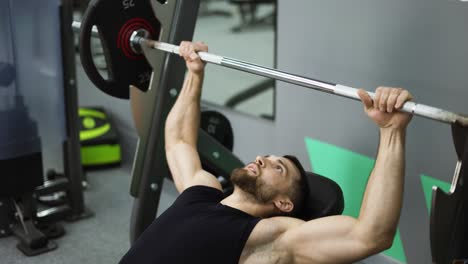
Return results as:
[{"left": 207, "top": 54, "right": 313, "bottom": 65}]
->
[{"left": 1, "top": 2, "right": 398, "bottom": 264}]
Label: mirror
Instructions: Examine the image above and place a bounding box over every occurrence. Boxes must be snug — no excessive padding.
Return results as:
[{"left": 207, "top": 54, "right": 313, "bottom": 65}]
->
[{"left": 193, "top": 0, "right": 277, "bottom": 120}]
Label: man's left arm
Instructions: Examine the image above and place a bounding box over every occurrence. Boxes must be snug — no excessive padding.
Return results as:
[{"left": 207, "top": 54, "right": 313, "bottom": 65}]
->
[{"left": 276, "top": 88, "right": 412, "bottom": 264}]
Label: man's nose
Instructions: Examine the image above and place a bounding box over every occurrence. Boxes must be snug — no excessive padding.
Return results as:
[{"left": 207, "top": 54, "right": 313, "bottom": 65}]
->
[{"left": 255, "top": 156, "right": 265, "bottom": 167}]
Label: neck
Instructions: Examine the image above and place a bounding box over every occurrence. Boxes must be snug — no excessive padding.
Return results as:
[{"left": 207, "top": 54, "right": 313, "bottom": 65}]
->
[{"left": 220, "top": 187, "right": 275, "bottom": 218}]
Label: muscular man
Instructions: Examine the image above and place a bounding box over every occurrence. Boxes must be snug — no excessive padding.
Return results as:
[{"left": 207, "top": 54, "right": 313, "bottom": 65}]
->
[{"left": 120, "top": 41, "right": 413, "bottom": 264}]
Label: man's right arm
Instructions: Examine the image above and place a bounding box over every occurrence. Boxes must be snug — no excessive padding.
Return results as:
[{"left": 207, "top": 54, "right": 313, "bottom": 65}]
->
[{"left": 164, "top": 41, "right": 221, "bottom": 193}]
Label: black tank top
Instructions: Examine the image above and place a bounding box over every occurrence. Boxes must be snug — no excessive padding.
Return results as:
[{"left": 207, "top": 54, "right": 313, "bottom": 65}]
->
[{"left": 119, "top": 185, "right": 261, "bottom": 264}]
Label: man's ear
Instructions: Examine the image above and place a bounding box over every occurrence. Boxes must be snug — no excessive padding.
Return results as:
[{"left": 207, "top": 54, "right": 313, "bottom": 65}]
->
[{"left": 273, "top": 198, "right": 294, "bottom": 213}]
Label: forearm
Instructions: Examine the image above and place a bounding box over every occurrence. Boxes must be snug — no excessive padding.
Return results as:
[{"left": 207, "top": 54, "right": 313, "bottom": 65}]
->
[
  {"left": 165, "top": 71, "right": 204, "bottom": 147},
  {"left": 357, "top": 128, "right": 406, "bottom": 243}
]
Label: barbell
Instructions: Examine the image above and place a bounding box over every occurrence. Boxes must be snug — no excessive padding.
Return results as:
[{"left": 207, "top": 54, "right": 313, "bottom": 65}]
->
[{"left": 73, "top": 0, "right": 468, "bottom": 127}]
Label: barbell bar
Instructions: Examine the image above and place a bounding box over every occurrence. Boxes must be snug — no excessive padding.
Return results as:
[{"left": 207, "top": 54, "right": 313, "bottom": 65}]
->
[{"left": 71, "top": 21, "right": 468, "bottom": 127}]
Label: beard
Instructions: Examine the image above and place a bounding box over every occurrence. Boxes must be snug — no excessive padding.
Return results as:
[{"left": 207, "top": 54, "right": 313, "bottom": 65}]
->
[{"left": 230, "top": 168, "right": 278, "bottom": 204}]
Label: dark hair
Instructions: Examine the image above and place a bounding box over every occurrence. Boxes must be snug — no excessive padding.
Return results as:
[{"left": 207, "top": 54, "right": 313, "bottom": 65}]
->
[{"left": 283, "top": 155, "right": 308, "bottom": 216}]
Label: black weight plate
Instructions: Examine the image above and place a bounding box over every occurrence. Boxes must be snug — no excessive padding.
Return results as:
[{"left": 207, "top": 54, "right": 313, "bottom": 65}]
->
[
  {"left": 79, "top": 0, "right": 161, "bottom": 99},
  {"left": 200, "top": 110, "right": 234, "bottom": 151}
]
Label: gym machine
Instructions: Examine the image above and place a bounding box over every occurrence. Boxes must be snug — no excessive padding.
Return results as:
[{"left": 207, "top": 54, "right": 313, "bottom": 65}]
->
[
  {"left": 74, "top": 0, "right": 467, "bottom": 262},
  {"left": 0, "top": 0, "right": 92, "bottom": 256}
]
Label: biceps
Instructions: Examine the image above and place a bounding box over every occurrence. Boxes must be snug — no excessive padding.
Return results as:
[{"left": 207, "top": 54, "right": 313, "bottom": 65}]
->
[{"left": 282, "top": 216, "right": 374, "bottom": 264}]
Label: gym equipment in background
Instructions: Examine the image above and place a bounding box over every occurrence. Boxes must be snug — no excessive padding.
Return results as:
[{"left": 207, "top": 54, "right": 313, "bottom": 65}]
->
[
  {"left": 430, "top": 123, "right": 468, "bottom": 264},
  {"left": 79, "top": 107, "right": 121, "bottom": 168},
  {"left": 224, "top": 79, "right": 275, "bottom": 120},
  {"left": 75, "top": 0, "right": 467, "bottom": 261},
  {"left": 78, "top": 0, "right": 161, "bottom": 99},
  {"left": 198, "top": 110, "right": 235, "bottom": 190},
  {"left": 0, "top": 95, "right": 62, "bottom": 256},
  {"left": 199, "top": 0, "right": 232, "bottom": 18},
  {"left": 0, "top": 95, "right": 84, "bottom": 257},
  {"left": 201, "top": 110, "right": 234, "bottom": 152},
  {"left": 229, "top": 0, "right": 276, "bottom": 33},
  {"left": 0, "top": 62, "right": 15, "bottom": 87},
  {"left": 0, "top": 0, "right": 92, "bottom": 256}
]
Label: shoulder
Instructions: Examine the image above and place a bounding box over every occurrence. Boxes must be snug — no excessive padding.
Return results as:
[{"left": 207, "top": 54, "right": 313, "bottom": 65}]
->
[{"left": 246, "top": 216, "right": 305, "bottom": 247}]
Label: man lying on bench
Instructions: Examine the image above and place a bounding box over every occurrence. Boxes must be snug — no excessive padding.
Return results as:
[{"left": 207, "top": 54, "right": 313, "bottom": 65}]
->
[{"left": 120, "top": 41, "right": 413, "bottom": 264}]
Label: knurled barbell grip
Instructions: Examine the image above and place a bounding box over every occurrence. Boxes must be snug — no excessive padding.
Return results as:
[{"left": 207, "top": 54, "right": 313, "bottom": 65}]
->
[{"left": 149, "top": 40, "right": 223, "bottom": 64}]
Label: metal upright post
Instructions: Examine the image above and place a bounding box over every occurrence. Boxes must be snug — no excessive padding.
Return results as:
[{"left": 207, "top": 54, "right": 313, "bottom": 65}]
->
[{"left": 60, "top": 0, "right": 92, "bottom": 220}]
